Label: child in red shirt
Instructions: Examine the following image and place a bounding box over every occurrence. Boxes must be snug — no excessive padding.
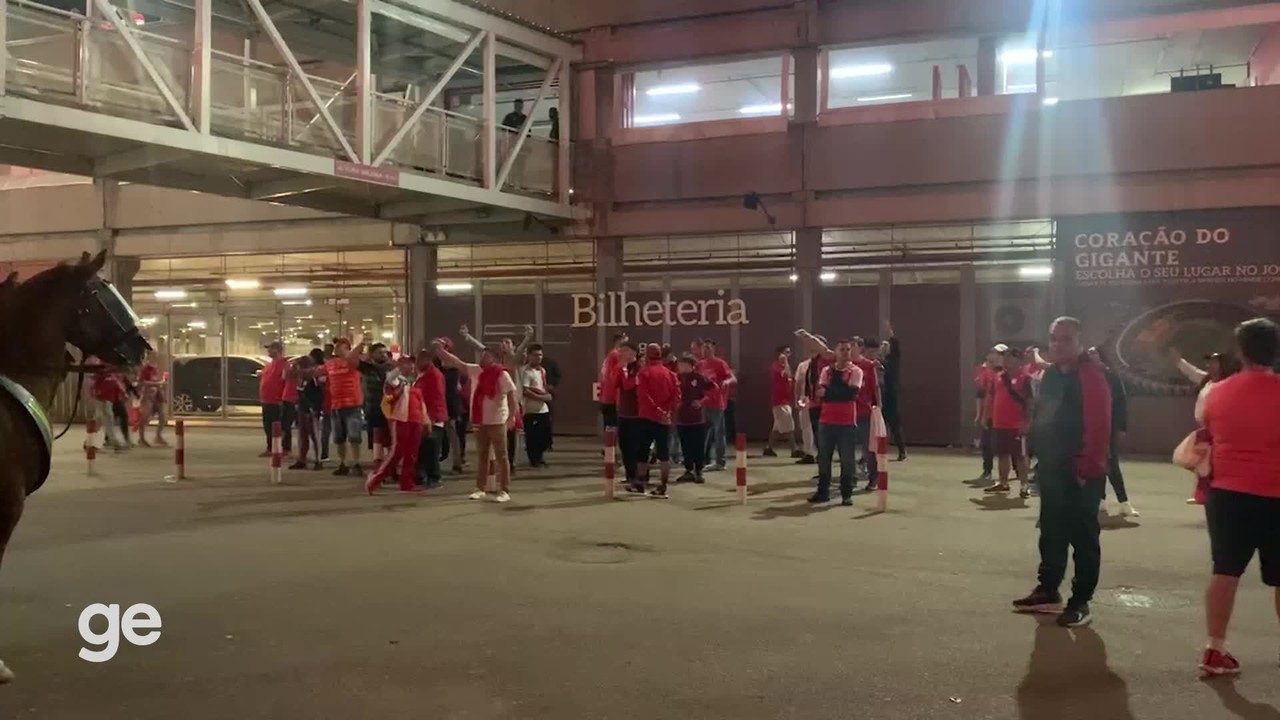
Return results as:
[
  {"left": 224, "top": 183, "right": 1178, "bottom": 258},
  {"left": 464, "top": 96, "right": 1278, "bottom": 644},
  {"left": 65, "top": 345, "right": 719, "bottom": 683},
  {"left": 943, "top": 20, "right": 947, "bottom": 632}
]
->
[{"left": 986, "top": 348, "right": 1033, "bottom": 497}]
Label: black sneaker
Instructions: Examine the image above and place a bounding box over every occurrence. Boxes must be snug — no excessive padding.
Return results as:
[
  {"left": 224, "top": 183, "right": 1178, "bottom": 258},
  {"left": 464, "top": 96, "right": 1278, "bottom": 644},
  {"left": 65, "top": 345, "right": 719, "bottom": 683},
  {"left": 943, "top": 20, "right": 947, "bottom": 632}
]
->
[
  {"left": 1056, "top": 603, "right": 1092, "bottom": 628},
  {"left": 675, "top": 472, "right": 696, "bottom": 483},
  {"left": 693, "top": 474, "right": 705, "bottom": 485},
  {"left": 311, "top": 461, "right": 323, "bottom": 471},
  {"left": 796, "top": 454, "right": 816, "bottom": 465},
  {"left": 706, "top": 464, "right": 726, "bottom": 473},
  {"left": 333, "top": 464, "right": 350, "bottom": 477},
  {"left": 1012, "top": 587, "right": 1064, "bottom": 614},
  {"left": 841, "top": 496, "right": 854, "bottom": 506},
  {"left": 351, "top": 463, "right": 363, "bottom": 476},
  {"left": 791, "top": 449, "right": 805, "bottom": 459},
  {"left": 896, "top": 452, "right": 907, "bottom": 462},
  {"left": 763, "top": 448, "right": 778, "bottom": 458},
  {"left": 808, "top": 493, "right": 830, "bottom": 504},
  {"left": 625, "top": 482, "right": 646, "bottom": 494},
  {"left": 288, "top": 460, "right": 306, "bottom": 470},
  {"left": 863, "top": 482, "right": 876, "bottom": 493},
  {"left": 649, "top": 485, "right": 669, "bottom": 499},
  {"left": 1019, "top": 486, "right": 1031, "bottom": 499},
  {"left": 979, "top": 472, "right": 992, "bottom": 482}
]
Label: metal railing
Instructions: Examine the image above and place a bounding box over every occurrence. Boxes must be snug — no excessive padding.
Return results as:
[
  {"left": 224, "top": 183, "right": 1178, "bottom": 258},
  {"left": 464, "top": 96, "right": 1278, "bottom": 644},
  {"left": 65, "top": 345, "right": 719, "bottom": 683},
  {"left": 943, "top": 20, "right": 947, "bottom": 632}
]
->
[{"left": 3, "top": 0, "right": 559, "bottom": 195}]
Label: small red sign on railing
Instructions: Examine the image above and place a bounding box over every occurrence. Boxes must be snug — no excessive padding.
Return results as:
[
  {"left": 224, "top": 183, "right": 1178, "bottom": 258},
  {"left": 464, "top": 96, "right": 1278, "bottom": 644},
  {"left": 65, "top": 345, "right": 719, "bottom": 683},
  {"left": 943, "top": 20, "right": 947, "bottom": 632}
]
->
[{"left": 333, "top": 160, "right": 400, "bottom": 187}]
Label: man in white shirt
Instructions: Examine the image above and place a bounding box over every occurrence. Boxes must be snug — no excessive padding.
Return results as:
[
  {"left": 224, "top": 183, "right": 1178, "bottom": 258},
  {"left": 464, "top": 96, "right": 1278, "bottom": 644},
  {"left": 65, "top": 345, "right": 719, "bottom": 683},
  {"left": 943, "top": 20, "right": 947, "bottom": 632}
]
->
[
  {"left": 521, "top": 344, "right": 553, "bottom": 468},
  {"left": 433, "top": 341, "right": 519, "bottom": 503}
]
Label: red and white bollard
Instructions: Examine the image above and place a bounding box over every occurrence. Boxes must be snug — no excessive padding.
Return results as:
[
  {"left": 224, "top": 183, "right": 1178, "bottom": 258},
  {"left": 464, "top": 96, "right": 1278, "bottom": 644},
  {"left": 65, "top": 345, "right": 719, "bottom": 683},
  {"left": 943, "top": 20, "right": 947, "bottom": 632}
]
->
[
  {"left": 872, "top": 407, "right": 889, "bottom": 512},
  {"left": 270, "top": 421, "right": 283, "bottom": 484},
  {"left": 735, "top": 432, "right": 747, "bottom": 505},
  {"left": 603, "top": 427, "right": 617, "bottom": 499},
  {"left": 84, "top": 418, "right": 98, "bottom": 476},
  {"left": 174, "top": 420, "right": 185, "bottom": 480}
]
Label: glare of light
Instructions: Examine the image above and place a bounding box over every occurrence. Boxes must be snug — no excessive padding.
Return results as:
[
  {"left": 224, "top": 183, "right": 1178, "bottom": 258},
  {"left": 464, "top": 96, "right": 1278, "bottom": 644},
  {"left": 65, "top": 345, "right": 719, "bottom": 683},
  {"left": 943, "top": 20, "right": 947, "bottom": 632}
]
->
[
  {"left": 138, "top": 316, "right": 158, "bottom": 326},
  {"left": 788, "top": 273, "right": 799, "bottom": 282},
  {"left": 381, "top": 331, "right": 394, "bottom": 339},
  {"left": 1006, "top": 83, "right": 1038, "bottom": 93},
  {"left": 633, "top": 113, "right": 681, "bottom": 125},
  {"left": 437, "top": 282, "right": 474, "bottom": 292},
  {"left": 645, "top": 83, "right": 700, "bottom": 96},
  {"left": 186, "top": 320, "right": 207, "bottom": 329},
  {"left": 224, "top": 278, "right": 260, "bottom": 290},
  {"left": 1001, "top": 49, "right": 1052, "bottom": 64},
  {"left": 1042, "top": 97, "right": 1060, "bottom": 106},
  {"left": 273, "top": 287, "right": 308, "bottom": 297},
  {"left": 281, "top": 299, "right": 312, "bottom": 306},
  {"left": 856, "top": 93, "right": 913, "bottom": 103},
  {"left": 1019, "top": 265, "right": 1054, "bottom": 278},
  {"left": 820, "top": 271, "right": 837, "bottom": 282},
  {"left": 171, "top": 302, "right": 198, "bottom": 308},
  {"left": 830, "top": 63, "right": 893, "bottom": 79},
  {"left": 738, "top": 103, "right": 791, "bottom": 115},
  {"left": 154, "top": 289, "right": 186, "bottom": 300}
]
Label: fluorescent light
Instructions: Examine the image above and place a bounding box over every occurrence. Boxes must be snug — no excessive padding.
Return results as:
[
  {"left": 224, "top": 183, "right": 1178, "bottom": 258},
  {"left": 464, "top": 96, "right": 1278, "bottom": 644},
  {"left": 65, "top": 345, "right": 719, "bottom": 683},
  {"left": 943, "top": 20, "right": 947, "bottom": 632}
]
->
[
  {"left": 1019, "top": 265, "right": 1054, "bottom": 278},
  {"left": 633, "top": 113, "right": 681, "bottom": 126},
  {"left": 138, "top": 316, "right": 157, "bottom": 326},
  {"left": 788, "top": 273, "right": 799, "bottom": 282},
  {"left": 437, "top": 282, "right": 474, "bottom": 292},
  {"left": 171, "top": 302, "right": 198, "bottom": 308},
  {"left": 856, "top": 93, "right": 913, "bottom": 103},
  {"left": 282, "top": 299, "right": 312, "bottom": 306},
  {"left": 186, "top": 320, "right": 207, "bottom": 329},
  {"left": 738, "top": 103, "right": 790, "bottom": 115},
  {"left": 273, "top": 287, "right": 308, "bottom": 297},
  {"left": 1001, "top": 49, "right": 1052, "bottom": 64},
  {"left": 1042, "top": 96, "right": 1060, "bottom": 106},
  {"left": 830, "top": 63, "right": 893, "bottom": 79},
  {"left": 154, "top": 289, "right": 186, "bottom": 300},
  {"left": 820, "top": 271, "right": 837, "bottom": 282},
  {"left": 645, "top": 83, "right": 699, "bottom": 96},
  {"left": 225, "top": 278, "right": 259, "bottom": 290},
  {"left": 381, "top": 331, "right": 394, "bottom": 340}
]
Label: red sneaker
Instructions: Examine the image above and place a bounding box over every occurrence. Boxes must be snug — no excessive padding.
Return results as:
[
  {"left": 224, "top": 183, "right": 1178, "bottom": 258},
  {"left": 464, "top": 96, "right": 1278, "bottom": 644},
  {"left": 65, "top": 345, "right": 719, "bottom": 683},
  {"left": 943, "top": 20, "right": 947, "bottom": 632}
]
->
[{"left": 1199, "top": 648, "right": 1241, "bottom": 678}]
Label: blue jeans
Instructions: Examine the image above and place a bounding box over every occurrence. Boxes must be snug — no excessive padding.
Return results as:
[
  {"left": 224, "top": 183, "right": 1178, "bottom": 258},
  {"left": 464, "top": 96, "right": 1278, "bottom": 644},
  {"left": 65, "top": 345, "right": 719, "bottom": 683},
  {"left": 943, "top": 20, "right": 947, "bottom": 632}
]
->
[
  {"left": 817, "top": 423, "right": 857, "bottom": 499},
  {"left": 704, "top": 407, "right": 726, "bottom": 467}
]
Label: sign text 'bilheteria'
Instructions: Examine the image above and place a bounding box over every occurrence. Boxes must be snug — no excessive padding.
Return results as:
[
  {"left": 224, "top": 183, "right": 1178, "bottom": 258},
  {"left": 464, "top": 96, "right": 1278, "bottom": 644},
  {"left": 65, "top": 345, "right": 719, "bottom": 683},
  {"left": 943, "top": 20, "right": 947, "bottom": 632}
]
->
[{"left": 572, "top": 291, "right": 749, "bottom": 327}]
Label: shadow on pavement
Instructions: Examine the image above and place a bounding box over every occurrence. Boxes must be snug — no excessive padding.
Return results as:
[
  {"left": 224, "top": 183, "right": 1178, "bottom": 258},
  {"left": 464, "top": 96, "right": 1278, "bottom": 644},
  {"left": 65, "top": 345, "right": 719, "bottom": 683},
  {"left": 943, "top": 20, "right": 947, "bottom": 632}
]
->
[
  {"left": 970, "top": 496, "right": 1030, "bottom": 511},
  {"left": 1100, "top": 516, "right": 1142, "bottom": 531},
  {"left": 1016, "top": 620, "right": 1134, "bottom": 720},
  {"left": 1209, "top": 679, "right": 1280, "bottom": 719},
  {"left": 750, "top": 502, "right": 839, "bottom": 520}
]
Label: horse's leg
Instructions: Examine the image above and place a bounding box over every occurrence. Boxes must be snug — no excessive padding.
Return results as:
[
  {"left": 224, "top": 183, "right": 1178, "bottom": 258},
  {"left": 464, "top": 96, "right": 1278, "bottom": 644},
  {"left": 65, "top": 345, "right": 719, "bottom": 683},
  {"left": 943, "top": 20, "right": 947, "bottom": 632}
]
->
[{"left": 0, "top": 477, "right": 27, "bottom": 684}]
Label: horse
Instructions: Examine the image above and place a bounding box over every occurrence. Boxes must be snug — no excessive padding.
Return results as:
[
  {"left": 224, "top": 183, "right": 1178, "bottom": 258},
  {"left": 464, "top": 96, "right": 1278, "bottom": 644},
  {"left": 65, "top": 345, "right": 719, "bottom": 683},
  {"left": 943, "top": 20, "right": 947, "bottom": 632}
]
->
[{"left": 0, "top": 250, "right": 150, "bottom": 683}]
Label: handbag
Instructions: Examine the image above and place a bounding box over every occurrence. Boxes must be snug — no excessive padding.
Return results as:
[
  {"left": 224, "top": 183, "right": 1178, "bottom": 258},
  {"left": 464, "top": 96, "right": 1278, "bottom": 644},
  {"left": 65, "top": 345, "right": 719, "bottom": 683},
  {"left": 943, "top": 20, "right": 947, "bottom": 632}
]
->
[{"left": 1172, "top": 431, "right": 1211, "bottom": 476}]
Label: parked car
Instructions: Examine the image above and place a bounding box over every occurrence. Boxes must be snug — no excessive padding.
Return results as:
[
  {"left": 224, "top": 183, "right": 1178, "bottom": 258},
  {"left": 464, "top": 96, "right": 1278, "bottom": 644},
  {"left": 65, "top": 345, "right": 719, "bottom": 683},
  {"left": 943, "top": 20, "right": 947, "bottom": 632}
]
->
[{"left": 170, "top": 355, "right": 267, "bottom": 413}]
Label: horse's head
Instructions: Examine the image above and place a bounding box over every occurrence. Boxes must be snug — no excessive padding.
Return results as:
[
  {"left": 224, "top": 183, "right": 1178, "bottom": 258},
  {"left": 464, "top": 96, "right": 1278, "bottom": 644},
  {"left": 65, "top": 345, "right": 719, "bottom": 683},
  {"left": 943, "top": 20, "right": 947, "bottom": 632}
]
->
[{"left": 16, "top": 251, "right": 150, "bottom": 369}]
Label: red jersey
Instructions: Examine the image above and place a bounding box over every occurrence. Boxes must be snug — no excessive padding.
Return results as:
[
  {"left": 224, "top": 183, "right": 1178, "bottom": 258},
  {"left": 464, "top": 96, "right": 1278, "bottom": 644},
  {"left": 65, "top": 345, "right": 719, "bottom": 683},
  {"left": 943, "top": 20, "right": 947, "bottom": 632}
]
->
[
  {"left": 697, "top": 357, "right": 733, "bottom": 411},
  {"left": 599, "top": 349, "right": 621, "bottom": 404},
  {"left": 854, "top": 357, "right": 878, "bottom": 418},
  {"left": 321, "top": 357, "right": 362, "bottom": 409},
  {"left": 637, "top": 364, "right": 679, "bottom": 424},
  {"left": 259, "top": 357, "right": 289, "bottom": 403},
  {"left": 769, "top": 360, "right": 792, "bottom": 407},
  {"left": 818, "top": 363, "right": 863, "bottom": 425},
  {"left": 991, "top": 369, "right": 1031, "bottom": 430},
  {"left": 1204, "top": 369, "right": 1280, "bottom": 498},
  {"left": 414, "top": 364, "right": 447, "bottom": 425},
  {"left": 677, "top": 372, "right": 708, "bottom": 425},
  {"left": 281, "top": 364, "right": 299, "bottom": 403},
  {"left": 91, "top": 369, "right": 123, "bottom": 403}
]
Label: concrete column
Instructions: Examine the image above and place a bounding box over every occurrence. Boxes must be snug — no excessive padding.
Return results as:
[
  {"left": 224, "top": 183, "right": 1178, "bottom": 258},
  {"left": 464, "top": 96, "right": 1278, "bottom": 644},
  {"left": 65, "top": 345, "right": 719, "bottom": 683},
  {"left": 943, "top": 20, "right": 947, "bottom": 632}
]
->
[
  {"left": 977, "top": 36, "right": 998, "bottom": 96},
  {"left": 958, "top": 266, "right": 977, "bottom": 446},
  {"left": 729, "top": 276, "right": 741, "bottom": 371},
  {"left": 792, "top": 47, "right": 819, "bottom": 124},
  {"left": 109, "top": 256, "right": 141, "bottom": 304},
  {"left": 595, "top": 236, "right": 624, "bottom": 364},
  {"left": 407, "top": 242, "right": 438, "bottom": 352},
  {"left": 878, "top": 269, "right": 892, "bottom": 333},
  {"left": 794, "top": 228, "right": 821, "bottom": 332}
]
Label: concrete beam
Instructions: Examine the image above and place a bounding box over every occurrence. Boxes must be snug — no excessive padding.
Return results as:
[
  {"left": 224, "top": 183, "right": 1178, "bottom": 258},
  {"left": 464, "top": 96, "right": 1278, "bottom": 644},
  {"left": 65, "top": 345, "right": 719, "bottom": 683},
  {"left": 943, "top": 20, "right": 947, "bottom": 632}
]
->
[
  {"left": 248, "top": 176, "right": 338, "bottom": 200},
  {"left": 93, "top": 147, "right": 190, "bottom": 177}
]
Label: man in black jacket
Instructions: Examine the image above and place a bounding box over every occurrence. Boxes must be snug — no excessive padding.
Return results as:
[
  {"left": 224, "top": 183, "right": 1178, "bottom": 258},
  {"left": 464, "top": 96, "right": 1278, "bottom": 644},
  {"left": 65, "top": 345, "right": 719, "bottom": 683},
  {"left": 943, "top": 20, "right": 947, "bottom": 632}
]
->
[
  {"left": 1090, "top": 347, "right": 1137, "bottom": 518},
  {"left": 881, "top": 321, "right": 906, "bottom": 461}
]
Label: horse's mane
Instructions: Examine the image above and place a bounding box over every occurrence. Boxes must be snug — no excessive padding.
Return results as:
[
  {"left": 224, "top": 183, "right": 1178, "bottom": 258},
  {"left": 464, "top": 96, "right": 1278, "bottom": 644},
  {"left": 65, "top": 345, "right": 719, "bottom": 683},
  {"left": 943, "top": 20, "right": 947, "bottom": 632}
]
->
[{"left": 0, "top": 259, "right": 95, "bottom": 377}]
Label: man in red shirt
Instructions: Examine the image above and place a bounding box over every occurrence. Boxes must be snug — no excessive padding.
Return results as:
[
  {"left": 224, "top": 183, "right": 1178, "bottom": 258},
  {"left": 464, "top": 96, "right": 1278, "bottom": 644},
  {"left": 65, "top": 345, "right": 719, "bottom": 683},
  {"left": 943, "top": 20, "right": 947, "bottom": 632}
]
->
[
  {"left": 810, "top": 340, "right": 863, "bottom": 506},
  {"left": 795, "top": 331, "right": 834, "bottom": 468},
  {"left": 1197, "top": 318, "right": 1280, "bottom": 676},
  {"left": 675, "top": 354, "right": 709, "bottom": 483},
  {"left": 764, "top": 345, "right": 799, "bottom": 459},
  {"left": 318, "top": 338, "right": 365, "bottom": 476},
  {"left": 414, "top": 347, "right": 448, "bottom": 489},
  {"left": 87, "top": 357, "right": 128, "bottom": 451},
  {"left": 599, "top": 333, "right": 628, "bottom": 443},
  {"left": 629, "top": 344, "right": 680, "bottom": 498},
  {"left": 259, "top": 340, "right": 289, "bottom": 458},
  {"left": 975, "top": 345, "right": 1006, "bottom": 481},
  {"left": 697, "top": 340, "right": 736, "bottom": 471},
  {"left": 984, "top": 348, "right": 1032, "bottom": 497}
]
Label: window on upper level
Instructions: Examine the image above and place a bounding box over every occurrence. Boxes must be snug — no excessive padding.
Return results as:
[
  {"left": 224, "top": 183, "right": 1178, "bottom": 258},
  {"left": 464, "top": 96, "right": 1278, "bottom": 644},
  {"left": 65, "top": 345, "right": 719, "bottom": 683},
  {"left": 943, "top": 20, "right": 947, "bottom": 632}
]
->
[
  {"left": 627, "top": 56, "right": 786, "bottom": 128},
  {"left": 826, "top": 37, "right": 979, "bottom": 108}
]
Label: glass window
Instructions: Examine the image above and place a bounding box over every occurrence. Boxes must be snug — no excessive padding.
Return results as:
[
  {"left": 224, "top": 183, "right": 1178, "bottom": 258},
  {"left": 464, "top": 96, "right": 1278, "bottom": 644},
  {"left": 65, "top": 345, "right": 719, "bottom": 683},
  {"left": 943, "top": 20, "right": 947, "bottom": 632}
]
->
[
  {"left": 628, "top": 56, "right": 785, "bottom": 127},
  {"left": 827, "top": 38, "right": 978, "bottom": 108}
]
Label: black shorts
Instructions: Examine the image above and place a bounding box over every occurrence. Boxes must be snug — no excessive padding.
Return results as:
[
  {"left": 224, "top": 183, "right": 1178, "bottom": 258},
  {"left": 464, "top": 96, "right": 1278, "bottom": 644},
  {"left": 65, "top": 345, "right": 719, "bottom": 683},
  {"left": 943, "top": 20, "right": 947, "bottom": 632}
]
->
[
  {"left": 637, "top": 419, "right": 671, "bottom": 462},
  {"left": 1206, "top": 488, "right": 1280, "bottom": 586},
  {"left": 993, "top": 428, "right": 1024, "bottom": 458},
  {"left": 601, "top": 403, "right": 618, "bottom": 429}
]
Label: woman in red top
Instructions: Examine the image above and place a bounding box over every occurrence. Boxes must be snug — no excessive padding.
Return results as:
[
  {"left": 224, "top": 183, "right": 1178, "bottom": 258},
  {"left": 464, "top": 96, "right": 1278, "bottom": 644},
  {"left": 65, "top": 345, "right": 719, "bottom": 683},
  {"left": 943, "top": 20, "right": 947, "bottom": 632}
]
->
[{"left": 1197, "top": 318, "right": 1280, "bottom": 677}]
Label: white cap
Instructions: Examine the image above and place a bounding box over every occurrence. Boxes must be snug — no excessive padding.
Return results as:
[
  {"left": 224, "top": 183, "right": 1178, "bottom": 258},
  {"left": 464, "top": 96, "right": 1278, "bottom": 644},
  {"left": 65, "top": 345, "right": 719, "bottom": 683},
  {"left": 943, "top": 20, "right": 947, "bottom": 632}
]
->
[{"left": 993, "top": 343, "right": 1009, "bottom": 353}]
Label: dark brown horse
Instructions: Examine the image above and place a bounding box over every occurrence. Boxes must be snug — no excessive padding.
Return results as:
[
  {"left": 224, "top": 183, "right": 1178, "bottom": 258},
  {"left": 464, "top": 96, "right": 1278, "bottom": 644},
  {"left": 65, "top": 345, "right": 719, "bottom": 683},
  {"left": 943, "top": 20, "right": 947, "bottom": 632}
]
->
[{"left": 0, "top": 251, "right": 149, "bottom": 683}]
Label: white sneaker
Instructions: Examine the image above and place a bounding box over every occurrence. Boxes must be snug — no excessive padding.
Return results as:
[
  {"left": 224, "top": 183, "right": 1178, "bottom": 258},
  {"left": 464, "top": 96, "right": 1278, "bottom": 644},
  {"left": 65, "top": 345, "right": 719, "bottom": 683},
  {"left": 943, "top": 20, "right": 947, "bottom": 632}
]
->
[
  {"left": 468, "top": 490, "right": 487, "bottom": 500},
  {"left": 1120, "top": 501, "right": 1139, "bottom": 517},
  {"left": 495, "top": 491, "right": 511, "bottom": 504}
]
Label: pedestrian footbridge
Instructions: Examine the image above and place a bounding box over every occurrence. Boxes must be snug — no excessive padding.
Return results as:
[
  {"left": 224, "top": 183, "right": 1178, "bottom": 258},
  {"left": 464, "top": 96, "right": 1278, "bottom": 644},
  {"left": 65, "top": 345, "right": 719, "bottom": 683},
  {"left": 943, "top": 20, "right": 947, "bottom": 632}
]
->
[{"left": 0, "top": 0, "right": 576, "bottom": 226}]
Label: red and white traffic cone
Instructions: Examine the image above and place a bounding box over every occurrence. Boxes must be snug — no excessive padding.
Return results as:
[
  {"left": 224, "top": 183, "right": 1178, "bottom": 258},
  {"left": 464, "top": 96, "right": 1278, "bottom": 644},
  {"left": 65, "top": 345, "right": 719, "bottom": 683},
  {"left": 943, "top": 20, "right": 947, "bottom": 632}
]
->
[
  {"left": 85, "top": 418, "right": 98, "bottom": 476},
  {"left": 174, "top": 420, "right": 185, "bottom": 481},
  {"left": 270, "top": 421, "right": 283, "bottom": 484},
  {"left": 603, "top": 427, "right": 617, "bottom": 499},
  {"left": 735, "top": 432, "right": 747, "bottom": 505}
]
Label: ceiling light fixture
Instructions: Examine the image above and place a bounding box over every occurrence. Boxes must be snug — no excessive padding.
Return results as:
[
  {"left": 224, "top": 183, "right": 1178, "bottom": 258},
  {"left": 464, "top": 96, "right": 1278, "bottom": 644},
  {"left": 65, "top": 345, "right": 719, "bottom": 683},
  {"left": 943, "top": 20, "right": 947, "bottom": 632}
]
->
[
  {"left": 437, "top": 282, "right": 474, "bottom": 292},
  {"left": 633, "top": 113, "right": 681, "bottom": 126},
  {"left": 738, "top": 103, "right": 792, "bottom": 115},
  {"left": 1019, "top": 265, "right": 1054, "bottom": 278},
  {"left": 856, "top": 93, "right": 913, "bottom": 103},
  {"left": 1000, "top": 49, "right": 1053, "bottom": 64},
  {"left": 154, "top": 289, "right": 187, "bottom": 300},
  {"left": 225, "top": 278, "right": 260, "bottom": 290},
  {"left": 273, "top": 287, "right": 308, "bottom": 297},
  {"left": 820, "top": 271, "right": 837, "bottom": 282},
  {"left": 1042, "top": 97, "right": 1060, "bottom": 106},
  {"left": 644, "top": 83, "right": 700, "bottom": 96},
  {"left": 830, "top": 63, "right": 893, "bottom": 79}
]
